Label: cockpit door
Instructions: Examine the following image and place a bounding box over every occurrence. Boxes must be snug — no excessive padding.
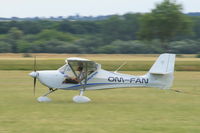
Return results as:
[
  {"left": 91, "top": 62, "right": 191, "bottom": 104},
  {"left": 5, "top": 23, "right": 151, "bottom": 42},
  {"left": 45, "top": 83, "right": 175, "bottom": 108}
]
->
[
  {"left": 63, "top": 57, "right": 97, "bottom": 86},
  {"left": 67, "top": 60, "right": 97, "bottom": 82}
]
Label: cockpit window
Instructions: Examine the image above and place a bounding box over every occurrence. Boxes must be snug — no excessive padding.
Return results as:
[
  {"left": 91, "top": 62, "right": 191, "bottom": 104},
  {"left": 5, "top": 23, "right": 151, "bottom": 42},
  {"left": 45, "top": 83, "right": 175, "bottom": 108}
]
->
[
  {"left": 58, "top": 64, "right": 71, "bottom": 73},
  {"left": 58, "top": 64, "right": 67, "bottom": 73},
  {"left": 61, "top": 61, "right": 98, "bottom": 84}
]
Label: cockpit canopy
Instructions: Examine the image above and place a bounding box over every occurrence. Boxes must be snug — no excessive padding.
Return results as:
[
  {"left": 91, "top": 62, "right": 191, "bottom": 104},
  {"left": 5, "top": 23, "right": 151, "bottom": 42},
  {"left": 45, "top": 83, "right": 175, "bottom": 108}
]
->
[{"left": 58, "top": 57, "right": 100, "bottom": 79}]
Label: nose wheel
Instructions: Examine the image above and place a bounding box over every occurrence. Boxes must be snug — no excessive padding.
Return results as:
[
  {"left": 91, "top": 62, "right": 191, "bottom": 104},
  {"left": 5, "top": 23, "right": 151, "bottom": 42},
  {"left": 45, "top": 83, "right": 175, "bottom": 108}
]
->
[
  {"left": 37, "top": 88, "right": 57, "bottom": 102},
  {"left": 37, "top": 96, "right": 52, "bottom": 102}
]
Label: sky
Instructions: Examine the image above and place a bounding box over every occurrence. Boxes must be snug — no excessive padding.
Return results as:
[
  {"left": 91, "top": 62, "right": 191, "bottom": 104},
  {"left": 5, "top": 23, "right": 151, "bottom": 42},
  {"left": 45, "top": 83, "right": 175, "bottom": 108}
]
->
[{"left": 0, "top": 0, "right": 199, "bottom": 18}]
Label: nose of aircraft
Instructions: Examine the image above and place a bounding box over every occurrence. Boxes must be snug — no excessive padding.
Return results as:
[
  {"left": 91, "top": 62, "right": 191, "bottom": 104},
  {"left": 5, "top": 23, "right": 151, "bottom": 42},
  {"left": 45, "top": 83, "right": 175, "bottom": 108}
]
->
[{"left": 29, "top": 71, "right": 39, "bottom": 78}]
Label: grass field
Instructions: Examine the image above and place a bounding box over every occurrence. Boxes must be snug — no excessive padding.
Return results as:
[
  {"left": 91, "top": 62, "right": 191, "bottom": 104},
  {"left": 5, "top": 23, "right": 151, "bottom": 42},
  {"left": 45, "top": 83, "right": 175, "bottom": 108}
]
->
[
  {"left": 0, "top": 54, "right": 200, "bottom": 71},
  {"left": 0, "top": 70, "right": 200, "bottom": 133},
  {"left": 0, "top": 54, "right": 199, "bottom": 132}
]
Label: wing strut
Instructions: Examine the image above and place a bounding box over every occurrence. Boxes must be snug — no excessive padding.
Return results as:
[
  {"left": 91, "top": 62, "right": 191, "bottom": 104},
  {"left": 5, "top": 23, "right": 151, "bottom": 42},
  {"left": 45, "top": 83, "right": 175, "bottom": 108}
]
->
[{"left": 80, "top": 62, "right": 88, "bottom": 95}]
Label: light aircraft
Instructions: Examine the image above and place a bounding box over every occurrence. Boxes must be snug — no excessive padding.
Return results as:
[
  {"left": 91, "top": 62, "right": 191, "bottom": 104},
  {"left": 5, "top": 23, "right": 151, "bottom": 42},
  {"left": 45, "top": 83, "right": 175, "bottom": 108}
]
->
[{"left": 29, "top": 53, "right": 176, "bottom": 103}]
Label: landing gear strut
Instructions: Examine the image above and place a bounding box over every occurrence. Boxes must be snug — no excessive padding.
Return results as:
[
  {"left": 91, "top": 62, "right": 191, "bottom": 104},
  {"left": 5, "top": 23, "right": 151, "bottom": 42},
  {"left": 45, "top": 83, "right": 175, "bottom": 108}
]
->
[{"left": 37, "top": 88, "right": 58, "bottom": 102}]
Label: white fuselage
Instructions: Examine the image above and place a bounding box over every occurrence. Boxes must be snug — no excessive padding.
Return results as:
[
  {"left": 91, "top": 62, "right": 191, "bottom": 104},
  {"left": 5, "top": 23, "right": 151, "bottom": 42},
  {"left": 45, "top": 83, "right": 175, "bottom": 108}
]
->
[
  {"left": 29, "top": 53, "right": 176, "bottom": 91},
  {"left": 33, "top": 69, "right": 150, "bottom": 90}
]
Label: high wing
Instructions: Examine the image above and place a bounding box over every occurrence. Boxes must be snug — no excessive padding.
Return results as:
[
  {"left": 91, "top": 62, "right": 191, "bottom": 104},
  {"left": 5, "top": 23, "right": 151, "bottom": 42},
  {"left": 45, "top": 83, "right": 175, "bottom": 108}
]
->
[{"left": 66, "top": 57, "right": 92, "bottom": 62}]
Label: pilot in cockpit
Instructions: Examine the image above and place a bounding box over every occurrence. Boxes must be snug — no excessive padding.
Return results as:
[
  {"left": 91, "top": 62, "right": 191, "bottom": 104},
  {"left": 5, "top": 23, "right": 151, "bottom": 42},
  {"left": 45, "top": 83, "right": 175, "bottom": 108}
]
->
[{"left": 62, "top": 62, "right": 85, "bottom": 84}]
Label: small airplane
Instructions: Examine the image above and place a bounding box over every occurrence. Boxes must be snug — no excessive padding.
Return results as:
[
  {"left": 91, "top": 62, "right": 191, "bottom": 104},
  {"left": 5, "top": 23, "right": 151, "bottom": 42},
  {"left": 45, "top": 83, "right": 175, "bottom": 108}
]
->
[{"left": 29, "top": 53, "right": 176, "bottom": 103}]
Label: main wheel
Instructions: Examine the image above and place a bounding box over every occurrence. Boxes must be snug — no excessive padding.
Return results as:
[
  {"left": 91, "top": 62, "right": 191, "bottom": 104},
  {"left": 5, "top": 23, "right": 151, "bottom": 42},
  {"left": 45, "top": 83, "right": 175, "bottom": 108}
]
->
[{"left": 72, "top": 95, "right": 91, "bottom": 103}]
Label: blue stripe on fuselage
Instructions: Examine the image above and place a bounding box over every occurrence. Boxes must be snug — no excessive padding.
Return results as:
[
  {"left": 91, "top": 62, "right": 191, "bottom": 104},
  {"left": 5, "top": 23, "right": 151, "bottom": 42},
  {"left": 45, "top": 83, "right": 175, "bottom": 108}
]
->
[{"left": 64, "top": 83, "right": 113, "bottom": 89}]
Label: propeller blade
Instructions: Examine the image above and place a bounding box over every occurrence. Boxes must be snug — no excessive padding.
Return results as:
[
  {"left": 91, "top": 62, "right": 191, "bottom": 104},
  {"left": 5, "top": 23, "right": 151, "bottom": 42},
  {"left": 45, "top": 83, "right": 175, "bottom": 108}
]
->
[
  {"left": 34, "top": 77, "right": 36, "bottom": 96},
  {"left": 33, "top": 56, "right": 37, "bottom": 96}
]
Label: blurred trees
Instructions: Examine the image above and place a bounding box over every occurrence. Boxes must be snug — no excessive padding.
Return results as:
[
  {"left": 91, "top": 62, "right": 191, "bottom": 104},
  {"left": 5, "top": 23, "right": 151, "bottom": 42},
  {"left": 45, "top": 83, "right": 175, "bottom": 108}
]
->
[
  {"left": 192, "top": 16, "right": 200, "bottom": 39},
  {"left": 0, "top": 0, "right": 199, "bottom": 54},
  {"left": 0, "top": 41, "right": 12, "bottom": 53},
  {"left": 57, "top": 21, "right": 100, "bottom": 34},
  {"left": 8, "top": 27, "right": 23, "bottom": 53},
  {"left": 100, "top": 14, "right": 141, "bottom": 43},
  {"left": 138, "top": 0, "right": 193, "bottom": 51}
]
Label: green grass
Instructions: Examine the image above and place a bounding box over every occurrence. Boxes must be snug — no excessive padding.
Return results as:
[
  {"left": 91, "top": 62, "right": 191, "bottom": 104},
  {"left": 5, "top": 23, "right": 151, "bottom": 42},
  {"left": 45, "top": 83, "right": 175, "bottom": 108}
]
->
[
  {"left": 0, "top": 54, "right": 200, "bottom": 71},
  {"left": 0, "top": 71, "right": 200, "bottom": 133},
  {"left": 0, "top": 59, "right": 200, "bottom": 71}
]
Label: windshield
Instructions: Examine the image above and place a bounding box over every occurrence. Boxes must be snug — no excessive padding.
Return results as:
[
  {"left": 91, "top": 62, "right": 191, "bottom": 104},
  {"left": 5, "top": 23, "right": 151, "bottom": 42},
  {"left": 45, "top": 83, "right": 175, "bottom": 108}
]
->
[{"left": 58, "top": 64, "right": 70, "bottom": 73}]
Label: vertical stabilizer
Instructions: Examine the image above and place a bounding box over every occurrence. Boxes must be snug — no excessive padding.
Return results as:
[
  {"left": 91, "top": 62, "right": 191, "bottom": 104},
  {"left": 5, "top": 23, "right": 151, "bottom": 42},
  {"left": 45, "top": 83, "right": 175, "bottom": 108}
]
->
[
  {"left": 147, "top": 53, "right": 176, "bottom": 89},
  {"left": 149, "top": 53, "right": 175, "bottom": 74}
]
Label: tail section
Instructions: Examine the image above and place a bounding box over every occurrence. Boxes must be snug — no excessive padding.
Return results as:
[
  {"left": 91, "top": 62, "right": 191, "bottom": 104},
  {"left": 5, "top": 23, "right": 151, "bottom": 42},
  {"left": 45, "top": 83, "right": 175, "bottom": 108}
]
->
[
  {"left": 147, "top": 53, "right": 176, "bottom": 89},
  {"left": 149, "top": 53, "right": 175, "bottom": 74}
]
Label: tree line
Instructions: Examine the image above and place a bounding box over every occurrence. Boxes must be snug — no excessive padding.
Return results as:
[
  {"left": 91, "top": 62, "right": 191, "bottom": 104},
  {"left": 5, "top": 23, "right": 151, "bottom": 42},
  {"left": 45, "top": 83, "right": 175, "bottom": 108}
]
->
[{"left": 0, "top": 0, "right": 200, "bottom": 54}]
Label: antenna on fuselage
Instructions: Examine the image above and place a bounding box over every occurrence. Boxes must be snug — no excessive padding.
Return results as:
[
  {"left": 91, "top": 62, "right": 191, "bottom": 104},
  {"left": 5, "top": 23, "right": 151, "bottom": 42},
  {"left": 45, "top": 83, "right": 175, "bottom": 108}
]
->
[{"left": 114, "top": 61, "right": 127, "bottom": 73}]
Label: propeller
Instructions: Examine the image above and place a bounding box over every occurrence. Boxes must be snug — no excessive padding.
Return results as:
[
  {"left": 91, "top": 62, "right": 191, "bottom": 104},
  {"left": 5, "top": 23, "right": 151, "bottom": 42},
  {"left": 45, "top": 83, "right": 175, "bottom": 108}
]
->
[
  {"left": 29, "top": 56, "right": 39, "bottom": 96},
  {"left": 33, "top": 76, "right": 36, "bottom": 96},
  {"left": 33, "top": 56, "right": 37, "bottom": 96}
]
